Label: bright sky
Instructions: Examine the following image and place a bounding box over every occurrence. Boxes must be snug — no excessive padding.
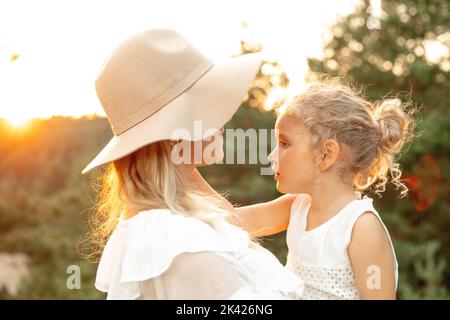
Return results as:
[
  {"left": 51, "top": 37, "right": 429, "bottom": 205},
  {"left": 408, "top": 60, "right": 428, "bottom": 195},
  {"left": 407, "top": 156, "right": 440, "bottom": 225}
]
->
[{"left": 0, "top": 0, "right": 361, "bottom": 126}]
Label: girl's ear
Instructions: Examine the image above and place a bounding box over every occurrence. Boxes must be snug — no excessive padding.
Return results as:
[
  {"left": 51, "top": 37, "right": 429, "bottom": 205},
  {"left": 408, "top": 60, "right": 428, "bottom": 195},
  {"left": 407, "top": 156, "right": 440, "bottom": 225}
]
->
[{"left": 319, "top": 139, "right": 340, "bottom": 171}]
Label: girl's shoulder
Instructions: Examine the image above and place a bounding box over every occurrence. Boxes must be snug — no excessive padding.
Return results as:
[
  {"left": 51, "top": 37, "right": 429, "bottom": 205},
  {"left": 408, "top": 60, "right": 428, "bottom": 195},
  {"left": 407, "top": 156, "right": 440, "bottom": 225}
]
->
[
  {"left": 337, "top": 196, "right": 385, "bottom": 245},
  {"left": 345, "top": 197, "right": 399, "bottom": 289},
  {"left": 342, "top": 195, "right": 381, "bottom": 226}
]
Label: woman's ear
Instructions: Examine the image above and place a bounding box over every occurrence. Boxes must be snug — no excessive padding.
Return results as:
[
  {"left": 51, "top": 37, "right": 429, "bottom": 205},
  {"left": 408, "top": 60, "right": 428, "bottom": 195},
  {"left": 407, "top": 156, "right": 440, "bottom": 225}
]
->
[{"left": 319, "top": 139, "right": 340, "bottom": 171}]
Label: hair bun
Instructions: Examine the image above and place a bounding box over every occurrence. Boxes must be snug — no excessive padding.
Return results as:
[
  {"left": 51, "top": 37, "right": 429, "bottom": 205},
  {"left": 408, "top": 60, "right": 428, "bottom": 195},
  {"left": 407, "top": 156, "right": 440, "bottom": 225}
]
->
[{"left": 373, "top": 98, "right": 413, "bottom": 155}]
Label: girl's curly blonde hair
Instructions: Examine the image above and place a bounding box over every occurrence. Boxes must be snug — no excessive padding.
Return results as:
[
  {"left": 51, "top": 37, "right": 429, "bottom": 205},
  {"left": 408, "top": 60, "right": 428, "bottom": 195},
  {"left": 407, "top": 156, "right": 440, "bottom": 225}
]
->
[{"left": 280, "top": 78, "right": 416, "bottom": 198}]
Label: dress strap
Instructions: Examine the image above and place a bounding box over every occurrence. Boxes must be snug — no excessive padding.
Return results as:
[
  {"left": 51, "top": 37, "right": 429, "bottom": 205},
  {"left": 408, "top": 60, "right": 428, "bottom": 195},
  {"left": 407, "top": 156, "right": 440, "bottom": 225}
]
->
[
  {"left": 287, "top": 194, "right": 309, "bottom": 249},
  {"left": 289, "top": 194, "right": 309, "bottom": 228},
  {"left": 153, "top": 276, "right": 165, "bottom": 300}
]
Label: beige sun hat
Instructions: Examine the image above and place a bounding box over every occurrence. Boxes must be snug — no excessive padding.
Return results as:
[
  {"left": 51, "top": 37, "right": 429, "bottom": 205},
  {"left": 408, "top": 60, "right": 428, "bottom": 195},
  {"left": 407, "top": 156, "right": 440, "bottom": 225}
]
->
[{"left": 81, "top": 28, "right": 263, "bottom": 174}]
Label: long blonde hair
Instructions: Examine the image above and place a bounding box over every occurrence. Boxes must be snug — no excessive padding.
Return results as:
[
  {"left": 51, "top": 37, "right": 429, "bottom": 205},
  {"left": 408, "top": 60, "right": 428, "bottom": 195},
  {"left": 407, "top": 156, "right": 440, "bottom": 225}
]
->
[
  {"left": 82, "top": 140, "right": 235, "bottom": 261},
  {"left": 281, "top": 78, "right": 416, "bottom": 198}
]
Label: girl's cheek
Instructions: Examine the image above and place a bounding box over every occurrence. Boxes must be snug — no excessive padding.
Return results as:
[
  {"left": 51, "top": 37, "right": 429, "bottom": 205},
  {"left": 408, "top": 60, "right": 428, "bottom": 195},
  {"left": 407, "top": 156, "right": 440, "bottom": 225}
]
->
[{"left": 277, "top": 152, "right": 286, "bottom": 170}]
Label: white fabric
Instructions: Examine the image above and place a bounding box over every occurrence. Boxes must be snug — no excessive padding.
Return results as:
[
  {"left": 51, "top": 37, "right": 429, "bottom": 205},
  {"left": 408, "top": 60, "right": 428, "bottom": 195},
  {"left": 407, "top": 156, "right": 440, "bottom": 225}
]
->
[
  {"left": 95, "top": 209, "right": 304, "bottom": 300},
  {"left": 286, "top": 194, "right": 398, "bottom": 300}
]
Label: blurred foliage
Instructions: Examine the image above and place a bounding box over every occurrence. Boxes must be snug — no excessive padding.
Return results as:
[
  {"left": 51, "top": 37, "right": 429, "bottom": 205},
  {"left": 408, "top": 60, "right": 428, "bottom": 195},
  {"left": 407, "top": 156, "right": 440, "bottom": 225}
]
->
[
  {"left": 0, "top": 117, "right": 110, "bottom": 299},
  {"left": 307, "top": 0, "right": 450, "bottom": 299},
  {"left": 0, "top": 0, "right": 448, "bottom": 299}
]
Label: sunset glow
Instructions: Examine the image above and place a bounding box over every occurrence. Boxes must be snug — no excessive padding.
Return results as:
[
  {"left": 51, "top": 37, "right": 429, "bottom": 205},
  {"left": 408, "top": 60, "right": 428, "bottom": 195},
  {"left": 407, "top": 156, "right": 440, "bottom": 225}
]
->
[{"left": 0, "top": 0, "right": 361, "bottom": 125}]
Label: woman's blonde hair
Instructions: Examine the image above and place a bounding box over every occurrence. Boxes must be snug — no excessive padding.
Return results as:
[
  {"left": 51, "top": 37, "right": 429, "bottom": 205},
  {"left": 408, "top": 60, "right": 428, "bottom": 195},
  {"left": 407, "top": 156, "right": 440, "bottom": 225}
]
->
[
  {"left": 81, "top": 140, "right": 237, "bottom": 261},
  {"left": 280, "top": 78, "right": 416, "bottom": 198}
]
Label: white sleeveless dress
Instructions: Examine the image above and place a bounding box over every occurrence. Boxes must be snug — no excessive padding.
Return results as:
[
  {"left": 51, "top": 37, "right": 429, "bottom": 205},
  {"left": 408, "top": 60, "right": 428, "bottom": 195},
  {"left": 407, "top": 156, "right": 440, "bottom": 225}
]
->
[
  {"left": 286, "top": 194, "right": 398, "bottom": 300},
  {"left": 95, "top": 209, "right": 304, "bottom": 300}
]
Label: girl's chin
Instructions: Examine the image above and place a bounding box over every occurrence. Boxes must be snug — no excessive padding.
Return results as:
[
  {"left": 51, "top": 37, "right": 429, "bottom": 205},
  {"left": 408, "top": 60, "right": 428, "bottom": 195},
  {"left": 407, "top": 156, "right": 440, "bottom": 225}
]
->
[
  {"left": 275, "top": 181, "right": 286, "bottom": 193},
  {"left": 275, "top": 181, "right": 298, "bottom": 195}
]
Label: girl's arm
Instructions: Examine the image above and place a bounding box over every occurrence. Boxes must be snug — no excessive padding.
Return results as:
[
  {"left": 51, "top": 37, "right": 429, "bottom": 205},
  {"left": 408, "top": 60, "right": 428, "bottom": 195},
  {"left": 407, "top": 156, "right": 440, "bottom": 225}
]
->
[
  {"left": 191, "top": 168, "right": 295, "bottom": 237},
  {"left": 228, "top": 194, "right": 297, "bottom": 237},
  {"left": 348, "top": 212, "right": 397, "bottom": 300}
]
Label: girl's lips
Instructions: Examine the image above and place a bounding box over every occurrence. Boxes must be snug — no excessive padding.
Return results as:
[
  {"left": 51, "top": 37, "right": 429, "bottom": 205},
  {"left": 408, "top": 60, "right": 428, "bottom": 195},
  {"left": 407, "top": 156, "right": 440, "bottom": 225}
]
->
[{"left": 274, "top": 172, "right": 280, "bottom": 181}]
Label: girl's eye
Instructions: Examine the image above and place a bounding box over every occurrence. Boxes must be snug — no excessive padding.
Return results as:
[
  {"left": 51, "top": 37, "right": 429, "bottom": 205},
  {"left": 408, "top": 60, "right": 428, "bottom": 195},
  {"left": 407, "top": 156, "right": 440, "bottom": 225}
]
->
[{"left": 279, "top": 141, "right": 289, "bottom": 148}]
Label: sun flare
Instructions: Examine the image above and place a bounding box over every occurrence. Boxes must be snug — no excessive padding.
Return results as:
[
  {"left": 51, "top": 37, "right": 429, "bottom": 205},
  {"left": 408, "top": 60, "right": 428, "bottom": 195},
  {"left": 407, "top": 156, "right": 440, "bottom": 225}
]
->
[{"left": 4, "top": 116, "right": 31, "bottom": 129}]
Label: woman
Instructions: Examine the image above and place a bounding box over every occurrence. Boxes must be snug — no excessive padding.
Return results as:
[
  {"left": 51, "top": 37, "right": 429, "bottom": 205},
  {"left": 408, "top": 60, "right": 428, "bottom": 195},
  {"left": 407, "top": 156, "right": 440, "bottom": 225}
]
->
[{"left": 82, "top": 28, "right": 304, "bottom": 300}]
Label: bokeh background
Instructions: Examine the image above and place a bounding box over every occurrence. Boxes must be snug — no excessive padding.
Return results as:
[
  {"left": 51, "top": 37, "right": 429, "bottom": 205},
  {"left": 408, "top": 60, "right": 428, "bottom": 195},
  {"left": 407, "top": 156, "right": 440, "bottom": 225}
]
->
[{"left": 0, "top": 0, "right": 448, "bottom": 299}]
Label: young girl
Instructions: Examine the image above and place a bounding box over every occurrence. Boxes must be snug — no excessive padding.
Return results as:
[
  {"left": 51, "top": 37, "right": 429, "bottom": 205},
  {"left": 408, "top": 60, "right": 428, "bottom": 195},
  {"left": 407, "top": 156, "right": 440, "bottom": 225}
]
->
[{"left": 232, "top": 80, "right": 415, "bottom": 300}]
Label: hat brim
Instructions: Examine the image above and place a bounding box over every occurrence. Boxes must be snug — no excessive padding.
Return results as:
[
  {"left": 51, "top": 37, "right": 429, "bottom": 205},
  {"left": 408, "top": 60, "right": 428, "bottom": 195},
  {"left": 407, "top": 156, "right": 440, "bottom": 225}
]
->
[{"left": 81, "top": 52, "right": 263, "bottom": 174}]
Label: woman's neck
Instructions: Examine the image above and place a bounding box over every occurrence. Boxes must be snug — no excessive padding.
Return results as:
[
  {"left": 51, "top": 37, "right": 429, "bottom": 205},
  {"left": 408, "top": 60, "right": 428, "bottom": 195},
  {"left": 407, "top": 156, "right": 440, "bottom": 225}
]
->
[{"left": 179, "top": 164, "right": 235, "bottom": 212}]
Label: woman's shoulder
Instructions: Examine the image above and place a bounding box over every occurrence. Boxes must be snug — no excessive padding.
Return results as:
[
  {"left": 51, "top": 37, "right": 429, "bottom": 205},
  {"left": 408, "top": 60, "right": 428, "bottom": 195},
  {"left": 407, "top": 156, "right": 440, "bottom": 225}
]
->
[
  {"left": 122, "top": 208, "right": 249, "bottom": 249},
  {"left": 109, "top": 209, "right": 249, "bottom": 276},
  {"left": 121, "top": 208, "right": 246, "bottom": 241},
  {"left": 95, "top": 209, "right": 251, "bottom": 298}
]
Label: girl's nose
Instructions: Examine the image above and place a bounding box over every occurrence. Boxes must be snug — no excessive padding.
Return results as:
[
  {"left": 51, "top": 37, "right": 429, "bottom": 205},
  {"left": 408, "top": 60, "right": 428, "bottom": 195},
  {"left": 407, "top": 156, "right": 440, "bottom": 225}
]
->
[
  {"left": 268, "top": 146, "right": 278, "bottom": 162},
  {"left": 268, "top": 147, "right": 279, "bottom": 172}
]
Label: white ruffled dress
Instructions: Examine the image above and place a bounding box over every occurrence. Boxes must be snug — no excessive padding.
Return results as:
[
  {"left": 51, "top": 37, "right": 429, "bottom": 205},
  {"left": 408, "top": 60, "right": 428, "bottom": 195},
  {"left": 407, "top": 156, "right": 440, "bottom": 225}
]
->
[{"left": 95, "top": 209, "right": 304, "bottom": 300}]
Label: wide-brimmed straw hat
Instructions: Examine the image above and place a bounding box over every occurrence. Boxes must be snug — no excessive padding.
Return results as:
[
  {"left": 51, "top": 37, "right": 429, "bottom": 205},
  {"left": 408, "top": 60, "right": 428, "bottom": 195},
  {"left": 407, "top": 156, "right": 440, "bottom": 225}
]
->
[{"left": 81, "top": 28, "right": 263, "bottom": 174}]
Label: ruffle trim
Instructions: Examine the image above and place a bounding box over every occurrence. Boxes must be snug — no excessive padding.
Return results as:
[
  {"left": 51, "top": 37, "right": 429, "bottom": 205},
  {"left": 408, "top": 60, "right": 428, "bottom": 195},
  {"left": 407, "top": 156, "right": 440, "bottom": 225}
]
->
[{"left": 95, "top": 209, "right": 249, "bottom": 299}]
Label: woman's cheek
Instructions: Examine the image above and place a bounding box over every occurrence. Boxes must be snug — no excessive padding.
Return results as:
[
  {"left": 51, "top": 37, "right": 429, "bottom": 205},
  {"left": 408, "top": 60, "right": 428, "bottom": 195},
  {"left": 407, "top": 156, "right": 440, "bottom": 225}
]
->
[{"left": 201, "top": 134, "right": 224, "bottom": 165}]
